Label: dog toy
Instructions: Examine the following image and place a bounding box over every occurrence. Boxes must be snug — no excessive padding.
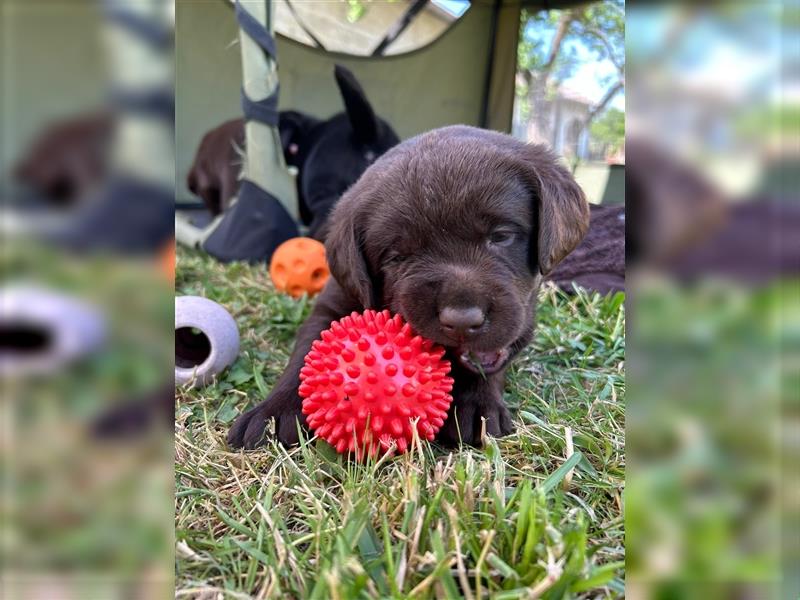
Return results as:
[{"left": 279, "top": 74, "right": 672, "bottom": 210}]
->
[
  {"left": 269, "top": 237, "right": 329, "bottom": 298},
  {"left": 0, "top": 285, "right": 106, "bottom": 378},
  {"left": 175, "top": 296, "right": 239, "bottom": 387},
  {"left": 300, "top": 309, "right": 454, "bottom": 458},
  {"left": 160, "top": 239, "right": 175, "bottom": 280}
]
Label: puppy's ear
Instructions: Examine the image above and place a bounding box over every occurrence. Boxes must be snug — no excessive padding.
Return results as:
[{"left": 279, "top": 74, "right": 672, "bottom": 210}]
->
[
  {"left": 334, "top": 64, "right": 379, "bottom": 145},
  {"left": 324, "top": 199, "right": 375, "bottom": 308},
  {"left": 524, "top": 146, "right": 590, "bottom": 275}
]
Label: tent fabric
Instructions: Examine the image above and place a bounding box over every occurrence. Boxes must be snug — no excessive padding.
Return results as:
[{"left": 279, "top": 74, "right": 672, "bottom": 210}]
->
[
  {"left": 104, "top": 2, "right": 173, "bottom": 49},
  {"left": 109, "top": 88, "right": 175, "bottom": 122},
  {"left": 202, "top": 180, "right": 298, "bottom": 263},
  {"left": 48, "top": 176, "right": 175, "bottom": 255},
  {"left": 240, "top": 86, "right": 280, "bottom": 127},
  {"left": 177, "top": 0, "right": 505, "bottom": 251},
  {"left": 197, "top": 0, "right": 299, "bottom": 264},
  {"left": 236, "top": 0, "right": 300, "bottom": 222},
  {"left": 234, "top": 0, "right": 278, "bottom": 59},
  {"left": 176, "top": 2, "right": 517, "bottom": 202},
  {"left": 273, "top": 7, "right": 498, "bottom": 140}
]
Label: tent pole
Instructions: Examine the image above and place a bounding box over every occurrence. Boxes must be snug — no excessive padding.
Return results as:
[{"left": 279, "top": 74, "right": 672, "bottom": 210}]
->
[
  {"left": 105, "top": 0, "right": 174, "bottom": 189},
  {"left": 479, "top": 0, "right": 502, "bottom": 129},
  {"left": 482, "top": 0, "right": 522, "bottom": 133},
  {"left": 237, "top": 0, "right": 298, "bottom": 220}
]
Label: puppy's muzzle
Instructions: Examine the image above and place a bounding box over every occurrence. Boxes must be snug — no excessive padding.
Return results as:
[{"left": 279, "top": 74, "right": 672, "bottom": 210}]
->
[{"left": 438, "top": 305, "right": 485, "bottom": 339}]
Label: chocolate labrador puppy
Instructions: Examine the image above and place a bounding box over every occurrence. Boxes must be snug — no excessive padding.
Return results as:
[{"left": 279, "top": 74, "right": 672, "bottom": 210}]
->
[
  {"left": 13, "top": 111, "right": 113, "bottom": 205},
  {"left": 186, "top": 111, "right": 320, "bottom": 217},
  {"left": 228, "top": 125, "right": 589, "bottom": 449}
]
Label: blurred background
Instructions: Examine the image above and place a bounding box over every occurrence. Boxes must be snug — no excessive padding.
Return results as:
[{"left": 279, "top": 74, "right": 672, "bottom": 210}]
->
[
  {"left": 1, "top": 0, "right": 175, "bottom": 598},
  {"left": 625, "top": 2, "right": 798, "bottom": 600}
]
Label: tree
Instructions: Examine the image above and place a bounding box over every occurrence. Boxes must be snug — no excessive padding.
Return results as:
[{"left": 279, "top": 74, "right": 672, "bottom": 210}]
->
[
  {"left": 590, "top": 107, "right": 625, "bottom": 154},
  {"left": 517, "top": 1, "right": 625, "bottom": 154}
]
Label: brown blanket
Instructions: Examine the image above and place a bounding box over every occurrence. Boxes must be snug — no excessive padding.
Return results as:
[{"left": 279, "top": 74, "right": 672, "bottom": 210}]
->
[{"left": 547, "top": 204, "right": 625, "bottom": 295}]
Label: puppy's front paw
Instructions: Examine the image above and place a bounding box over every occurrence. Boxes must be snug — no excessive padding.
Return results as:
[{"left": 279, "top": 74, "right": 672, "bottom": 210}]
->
[
  {"left": 227, "top": 403, "right": 270, "bottom": 449},
  {"left": 227, "top": 389, "right": 305, "bottom": 449},
  {"left": 482, "top": 400, "right": 514, "bottom": 439},
  {"left": 436, "top": 394, "right": 514, "bottom": 447}
]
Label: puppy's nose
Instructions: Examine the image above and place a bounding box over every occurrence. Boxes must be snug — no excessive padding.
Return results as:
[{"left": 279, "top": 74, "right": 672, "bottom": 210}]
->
[{"left": 439, "top": 306, "right": 485, "bottom": 337}]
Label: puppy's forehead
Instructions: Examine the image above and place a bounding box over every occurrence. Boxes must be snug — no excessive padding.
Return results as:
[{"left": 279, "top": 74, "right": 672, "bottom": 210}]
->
[{"left": 373, "top": 145, "right": 532, "bottom": 234}]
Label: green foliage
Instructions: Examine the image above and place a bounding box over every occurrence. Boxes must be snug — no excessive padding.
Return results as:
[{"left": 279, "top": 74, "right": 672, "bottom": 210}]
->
[
  {"left": 590, "top": 107, "right": 625, "bottom": 152},
  {"left": 569, "top": 1, "right": 625, "bottom": 70},
  {"left": 346, "top": 0, "right": 367, "bottom": 24},
  {"left": 517, "top": 0, "right": 625, "bottom": 126},
  {"left": 519, "top": 0, "right": 624, "bottom": 85},
  {"left": 175, "top": 249, "right": 625, "bottom": 598},
  {"left": 517, "top": 9, "right": 561, "bottom": 73},
  {"left": 3, "top": 243, "right": 173, "bottom": 581},
  {"left": 626, "top": 281, "right": 792, "bottom": 588},
  {"left": 735, "top": 103, "right": 800, "bottom": 137}
]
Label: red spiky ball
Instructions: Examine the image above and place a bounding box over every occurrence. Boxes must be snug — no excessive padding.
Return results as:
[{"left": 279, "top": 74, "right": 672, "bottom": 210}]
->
[{"left": 299, "top": 309, "right": 453, "bottom": 458}]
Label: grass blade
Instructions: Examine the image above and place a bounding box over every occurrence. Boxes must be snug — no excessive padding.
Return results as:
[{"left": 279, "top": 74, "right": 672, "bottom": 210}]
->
[{"left": 539, "top": 451, "right": 584, "bottom": 494}]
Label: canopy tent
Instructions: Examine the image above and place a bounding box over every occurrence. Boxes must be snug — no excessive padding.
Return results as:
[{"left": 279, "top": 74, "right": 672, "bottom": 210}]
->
[{"left": 175, "top": 0, "right": 588, "bottom": 203}]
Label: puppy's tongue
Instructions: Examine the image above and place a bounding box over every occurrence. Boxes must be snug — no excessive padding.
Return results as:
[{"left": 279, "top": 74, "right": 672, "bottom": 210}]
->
[{"left": 457, "top": 348, "right": 509, "bottom": 375}]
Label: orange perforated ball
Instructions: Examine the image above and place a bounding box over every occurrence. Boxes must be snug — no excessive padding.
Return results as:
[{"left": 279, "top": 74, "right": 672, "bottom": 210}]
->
[
  {"left": 269, "top": 237, "right": 330, "bottom": 298},
  {"left": 159, "top": 239, "right": 175, "bottom": 281}
]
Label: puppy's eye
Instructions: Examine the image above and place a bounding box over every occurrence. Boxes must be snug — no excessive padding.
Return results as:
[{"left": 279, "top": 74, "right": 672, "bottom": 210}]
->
[
  {"left": 385, "top": 254, "right": 407, "bottom": 266},
  {"left": 487, "top": 231, "right": 516, "bottom": 247}
]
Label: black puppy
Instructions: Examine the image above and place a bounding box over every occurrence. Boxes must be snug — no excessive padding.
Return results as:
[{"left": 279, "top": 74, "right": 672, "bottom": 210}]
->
[
  {"left": 187, "top": 65, "right": 399, "bottom": 238},
  {"left": 228, "top": 126, "right": 589, "bottom": 449}
]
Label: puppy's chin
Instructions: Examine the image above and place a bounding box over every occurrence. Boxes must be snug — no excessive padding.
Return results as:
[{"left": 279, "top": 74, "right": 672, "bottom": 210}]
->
[{"left": 456, "top": 347, "right": 510, "bottom": 375}]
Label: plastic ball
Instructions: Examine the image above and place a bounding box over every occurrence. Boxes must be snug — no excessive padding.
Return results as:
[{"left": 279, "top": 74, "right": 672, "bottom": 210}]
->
[
  {"left": 160, "top": 239, "right": 175, "bottom": 280},
  {"left": 269, "top": 237, "right": 329, "bottom": 298},
  {"left": 299, "top": 309, "right": 454, "bottom": 458},
  {"left": 175, "top": 296, "right": 240, "bottom": 388},
  {"left": 0, "top": 285, "right": 106, "bottom": 378}
]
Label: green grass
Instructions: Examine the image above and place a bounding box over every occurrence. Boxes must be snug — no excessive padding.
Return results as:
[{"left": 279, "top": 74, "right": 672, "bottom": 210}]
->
[
  {"left": 175, "top": 249, "right": 625, "bottom": 599},
  {"left": 1, "top": 243, "right": 173, "bottom": 595}
]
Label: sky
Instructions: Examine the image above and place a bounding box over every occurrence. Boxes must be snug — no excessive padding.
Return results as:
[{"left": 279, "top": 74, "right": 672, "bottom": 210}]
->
[
  {"left": 627, "top": 6, "right": 781, "bottom": 103},
  {"left": 431, "top": 0, "right": 471, "bottom": 18},
  {"left": 562, "top": 40, "right": 625, "bottom": 111}
]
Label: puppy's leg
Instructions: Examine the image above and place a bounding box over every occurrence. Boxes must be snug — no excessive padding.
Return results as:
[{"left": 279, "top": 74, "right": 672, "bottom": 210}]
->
[
  {"left": 227, "top": 311, "right": 331, "bottom": 449},
  {"left": 480, "top": 387, "right": 514, "bottom": 439},
  {"left": 228, "top": 286, "right": 356, "bottom": 449},
  {"left": 437, "top": 372, "right": 513, "bottom": 446}
]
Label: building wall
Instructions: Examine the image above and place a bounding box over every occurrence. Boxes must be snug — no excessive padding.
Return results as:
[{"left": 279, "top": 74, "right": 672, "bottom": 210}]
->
[{"left": 514, "top": 91, "right": 591, "bottom": 159}]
